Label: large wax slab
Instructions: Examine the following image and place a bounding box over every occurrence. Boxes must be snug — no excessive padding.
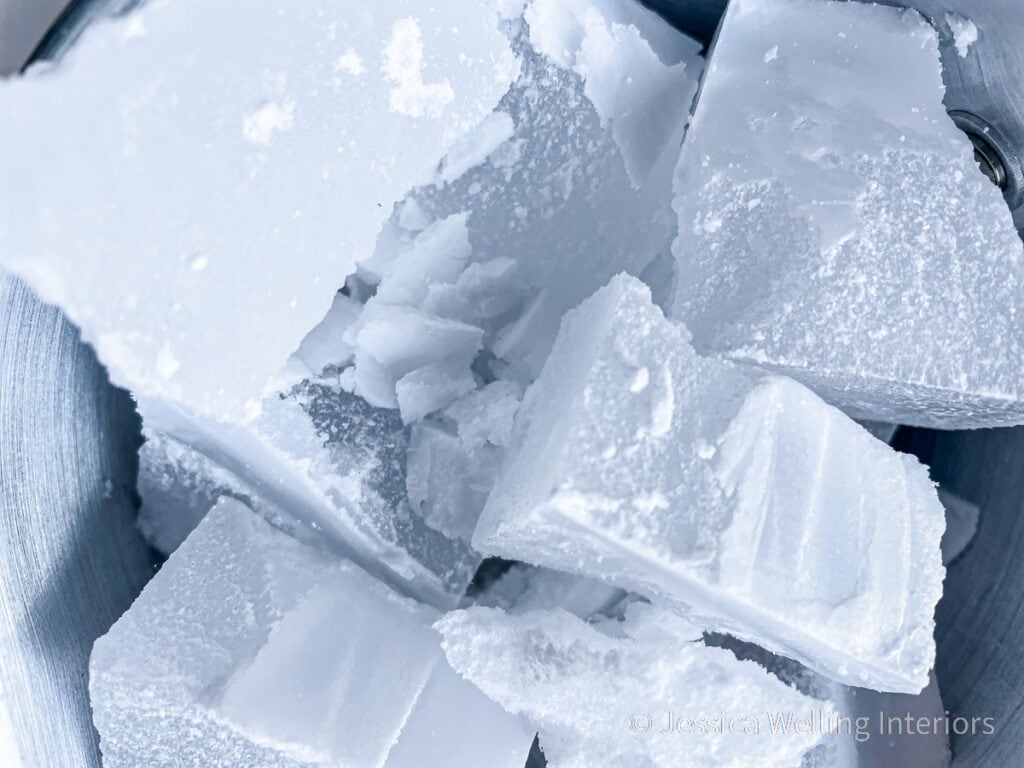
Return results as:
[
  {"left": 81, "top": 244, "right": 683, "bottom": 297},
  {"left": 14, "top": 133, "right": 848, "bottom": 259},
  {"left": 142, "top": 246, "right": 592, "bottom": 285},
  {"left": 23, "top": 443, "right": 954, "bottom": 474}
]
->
[{"left": 671, "top": 0, "right": 1024, "bottom": 429}]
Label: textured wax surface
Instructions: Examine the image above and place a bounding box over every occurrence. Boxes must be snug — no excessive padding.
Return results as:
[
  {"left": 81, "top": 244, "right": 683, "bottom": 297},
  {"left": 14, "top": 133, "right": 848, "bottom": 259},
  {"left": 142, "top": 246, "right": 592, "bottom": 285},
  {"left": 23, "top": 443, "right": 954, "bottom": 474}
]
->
[
  {"left": 671, "top": 0, "right": 1024, "bottom": 428},
  {"left": 476, "top": 274, "right": 945, "bottom": 692},
  {"left": 90, "top": 498, "right": 534, "bottom": 768},
  {"left": 0, "top": 271, "right": 154, "bottom": 767},
  {"left": 437, "top": 603, "right": 831, "bottom": 768}
]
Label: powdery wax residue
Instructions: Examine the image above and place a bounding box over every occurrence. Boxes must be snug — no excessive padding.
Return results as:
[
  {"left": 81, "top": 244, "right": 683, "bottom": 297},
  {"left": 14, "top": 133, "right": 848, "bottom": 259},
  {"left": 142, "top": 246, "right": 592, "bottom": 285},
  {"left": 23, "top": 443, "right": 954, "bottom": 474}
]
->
[
  {"left": 945, "top": 13, "right": 978, "bottom": 58},
  {"left": 383, "top": 18, "right": 456, "bottom": 119},
  {"left": 242, "top": 101, "right": 295, "bottom": 145},
  {"left": 335, "top": 49, "right": 366, "bottom": 75}
]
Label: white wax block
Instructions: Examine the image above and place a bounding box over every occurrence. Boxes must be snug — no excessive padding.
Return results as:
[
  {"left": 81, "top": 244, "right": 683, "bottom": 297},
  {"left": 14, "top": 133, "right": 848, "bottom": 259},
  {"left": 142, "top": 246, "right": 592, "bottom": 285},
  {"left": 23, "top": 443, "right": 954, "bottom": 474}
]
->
[
  {"left": 436, "top": 603, "right": 830, "bottom": 768},
  {"left": 475, "top": 274, "right": 946, "bottom": 692},
  {"left": 0, "top": 0, "right": 515, "bottom": 424},
  {"left": 671, "top": 0, "right": 1024, "bottom": 429},
  {"left": 353, "top": 214, "right": 503, "bottom": 416},
  {"left": 939, "top": 488, "right": 980, "bottom": 565},
  {"left": 141, "top": 380, "right": 480, "bottom": 608},
  {"left": 257, "top": 382, "right": 481, "bottom": 602},
  {"left": 91, "top": 499, "right": 534, "bottom": 768},
  {"left": 350, "top": 350, "right": 403, "bottom": 411},
  {"left": 397, "top": 198, "right": 433, "bottom": 231}
]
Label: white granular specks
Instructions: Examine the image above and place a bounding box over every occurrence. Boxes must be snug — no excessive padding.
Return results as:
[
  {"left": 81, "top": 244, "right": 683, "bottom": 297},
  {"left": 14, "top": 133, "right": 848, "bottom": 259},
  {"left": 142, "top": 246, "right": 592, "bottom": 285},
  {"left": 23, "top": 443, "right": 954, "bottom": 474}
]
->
[
  {"left": 629, "top": 366, "right": 650, "bottom": 393},
  {"left": 946, "top": 13, "right": 978, "bottom": 58},
  {"left": 242, "top": 101, "right": 295, "bottom": 145},
  {"left": 382, "top": 18, "right": 455, "bottom": 119},
  {"left": 335, "top": 49, "right": 366, "bottom": 75}
]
